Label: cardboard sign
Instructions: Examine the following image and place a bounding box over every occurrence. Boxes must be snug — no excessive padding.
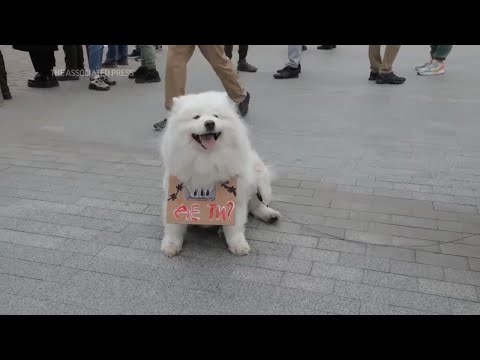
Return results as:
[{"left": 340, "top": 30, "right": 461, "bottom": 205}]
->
[{"left": 166, "top": 176, "right": 237, "bottom": 225}]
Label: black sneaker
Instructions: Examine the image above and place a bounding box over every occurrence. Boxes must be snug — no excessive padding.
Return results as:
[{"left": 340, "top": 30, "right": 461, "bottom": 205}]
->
[
  {"left": 277, "top": 63, "right": 301, "bottom": 74},
  {"left": 128, "top": 49, "right": 141, "bottom": 58},
  {"left": 274, "top": 66, "right": 300, "bottom": 79},
  {"left": 237, "top": 60, "right": 257, "bottom": 72},
  {"left": 135, "top": 69, "right": 161, "bottom": 83},
  {"left": 237, "top": 92, "right": 250, "bottom": 117},
  {"left": 317, "top": 45, "right": 337, "bottom": 50},
  {"left": 129, "top": 66, "right": 147, "bottom": 79},
  {"left": 27, "top": 72, "right": 59, "bottom": 88},
  {"left": 376, "top": 72, "right": 406, "bottom": 85},
  {"left": 153, "top": 119, "right": 168, "bottom": 131},
  {"left": 368, "top": 71, "right": 379, "bottom": 81},
  {"left": 302, "top": 45, "right": 307, "bottom": 51}
]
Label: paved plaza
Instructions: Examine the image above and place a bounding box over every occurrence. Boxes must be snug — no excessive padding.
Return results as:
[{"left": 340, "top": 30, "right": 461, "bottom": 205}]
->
[{"left": 1, "top": 45, "right": 480, "bottom": 314}]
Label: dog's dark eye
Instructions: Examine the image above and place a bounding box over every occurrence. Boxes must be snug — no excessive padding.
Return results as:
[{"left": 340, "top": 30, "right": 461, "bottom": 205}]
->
[
  {"left": 193, "top": 115, "right": 200, "bottom": 120},
  {"left": 213, "top": 115, "right": 219, "bottom": 118}
]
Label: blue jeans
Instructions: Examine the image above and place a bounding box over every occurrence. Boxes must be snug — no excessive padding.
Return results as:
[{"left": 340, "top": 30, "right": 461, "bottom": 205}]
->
[
  {"left": 88, "top": 45, "right": 104, "bottom": 77},
  {"left": 106, "top": 45, "right": 128, "bottom": 63}
]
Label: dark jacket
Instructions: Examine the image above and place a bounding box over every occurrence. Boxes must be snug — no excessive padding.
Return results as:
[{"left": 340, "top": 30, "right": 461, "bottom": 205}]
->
[{"left": 12, "top": 45, "right": 58, "bottom": 52}]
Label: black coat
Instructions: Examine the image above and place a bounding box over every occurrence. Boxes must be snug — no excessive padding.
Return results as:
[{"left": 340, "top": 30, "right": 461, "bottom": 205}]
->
[{"left": 12, "top": 45, "right": 58, "bottom": 52}]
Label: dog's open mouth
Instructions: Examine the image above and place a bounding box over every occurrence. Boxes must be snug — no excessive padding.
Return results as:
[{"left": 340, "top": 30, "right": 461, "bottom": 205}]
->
[{"left": 192, "top": 132, "right": 221, "bottom": 150}]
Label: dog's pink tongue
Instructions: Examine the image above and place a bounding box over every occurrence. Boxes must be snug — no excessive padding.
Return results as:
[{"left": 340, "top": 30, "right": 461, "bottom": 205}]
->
[{"left": 199, "top": 134, "right": 216, "bottom": 149}]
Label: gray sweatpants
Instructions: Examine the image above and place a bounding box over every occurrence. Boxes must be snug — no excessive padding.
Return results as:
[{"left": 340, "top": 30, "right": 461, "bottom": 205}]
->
[
  {"left": 287, "top": 45, "right": 302, "bottom": 68},
  {"left": 140, "top": 45, "right": 156, "bottom": 69}
]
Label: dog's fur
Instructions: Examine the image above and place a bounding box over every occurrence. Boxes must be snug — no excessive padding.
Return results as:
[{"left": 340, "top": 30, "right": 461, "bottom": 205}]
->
[{"left": 159, "top": 91, "right": 280, "bottom": 256}]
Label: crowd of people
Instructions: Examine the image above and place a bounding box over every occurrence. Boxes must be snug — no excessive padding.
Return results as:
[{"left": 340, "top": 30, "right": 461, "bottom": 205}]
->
[{"left": 1, "top": 45, "right": 453, "bottom": 122}]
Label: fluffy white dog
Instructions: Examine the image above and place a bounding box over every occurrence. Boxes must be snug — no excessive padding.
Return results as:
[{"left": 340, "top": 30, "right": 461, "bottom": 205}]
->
[{"left": 159, "top": 91, "right": 280, "bottom": 257}]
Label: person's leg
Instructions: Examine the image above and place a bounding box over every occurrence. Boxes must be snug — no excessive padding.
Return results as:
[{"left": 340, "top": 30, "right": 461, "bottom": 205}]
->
[
  {"left": 153, "top": 45, "right": 196, "bottom": 130},
  {"left": 76, "top": 45, "right": 85, "bottom": 70},
  {"left": 63, "top": 45, "right": 76, "bottom": 71},
  {"left": 376, "top": 45, "right": 405, "bottom": 84},
  {"left": 117, "top": 45, "right": 128, "bottom": 65},
  {"left": 58, "top": 45, "right": 80, "bottom": 80},
  {"left": 431, "top": 45, "right": 452, "bottom": 61},
  {"left": 0, "top": 50, "right": 12, "bottom": 99},
  {"left": 317, "top": 45, "right": 337, "bottom": 50},
  {"left": 27, "top": 51, "right": 58, "bottom": 88},
  {"left": 164, "top": 45, "right": 196, "bottom": 111},
  {"left": 238, "top": 45, "right": 248, "bottom": 61},
  {"left": 368, "top": 45, "right": 382, "bottom": 75},
  {"left": 274, "top": 45, "right": 301, "bottom": 79},
  {"left": 418, "top": 45, "right": 451, "bottom": 76},
  {"left": 198, "top": 45, "right": 247, "bottom": 104},
  {"left": 380, "top": 45, "right": 401, "bottom": 74},
  {"left": 103, "top": 45, "right": 118, "bottom": 67},
  {"left": 237, "top": 45, "right": 257, "bottom": 72},
  {"left": 287, "top": 45, "right": 302, "bottom": 68},
  {"left": 224, "top": 45, "right": 233, "bottom": 59},
  {"left": 88, "top": 45, "right": 110, "bottom": 91},
  {"left": 135, "top": 45, "right": 160, "bottom": 83}
]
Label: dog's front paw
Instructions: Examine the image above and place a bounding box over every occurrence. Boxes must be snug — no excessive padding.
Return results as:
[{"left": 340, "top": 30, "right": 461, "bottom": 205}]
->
[
  {"left": 161, "top": 239, "right": 182, "bottom": 257},
  {"left": 228, "top": 235, "right": 250, "bottom": 256},
  {"left": 267, "top": 209, "right": 281, "bottom": 223}
]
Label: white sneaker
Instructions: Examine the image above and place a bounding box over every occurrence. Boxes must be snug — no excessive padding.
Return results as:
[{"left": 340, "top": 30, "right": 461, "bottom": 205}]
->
[
  {"left": 415, "top": 60, "right": 431, "bottom": 71},
  {"left": 417, "top": 60, "right": 446, "bottom": 76},
  {"left": 89, "top": 77, "right": 110, "bottom": 91}
]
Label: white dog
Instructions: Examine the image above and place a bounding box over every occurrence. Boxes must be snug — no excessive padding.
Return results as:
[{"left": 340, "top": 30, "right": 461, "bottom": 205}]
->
[{"left": 159, "top": 91, "right": 280, "bottom": 257}]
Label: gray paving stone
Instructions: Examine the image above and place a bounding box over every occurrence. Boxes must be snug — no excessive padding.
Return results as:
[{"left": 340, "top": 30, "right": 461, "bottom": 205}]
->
[
  {"left": 272, "top": 185, "right": 315, "bottom": 197},
  {"left": 333, "top": 281, "right": 391, "bottom": 303},
  {"left": 290, "top": 247, "right": 339, "bottom": 264},
  {"left": 345, "top": 230, "right": 393, "bottom": 245},
  {"left": 248, "top": 240, "right": 292, "bottom": 258},
  {"left": 449, "top": 299, "right": 480, "bottom": 314},
  {"left": 0, "top": 256, "right": 79, "bottom": 283},
  {"left": 360, "top": 302, "right": 440, "bottom": 315},
  {"left": 79, "top": 206, "right": 122, "bottom": 220},
  {"left": 440, "top": 243, "right": 480, "bottom": 258},
  {"left": 444, "top": 268, "right": 480, "bottom": 287},
  {"left": 366, "top": 244, "right": 415, "bottom": 262},
  {"left": 433, "top": 202, "right": 478, "bottom": 214},
  {"left": 13, "top": 209, "right": 129, "bottom": 232},
  {"left": 116, "top": 212, "right": 162, "bottom": 226},
  {"left": 76, "top": 197, "right": 148, "bottom": 213},
  {"left": 281, "top": 273, "right": 335, "bottom": 294},
  {"left": 389, "top": 289, "right": 451, "bottom": 314},
  {"left": 316, "top": 237, "right": 366, "bottom": 255},
  {"left": 390, "top": 260, "right": 444, "bottom": 281},
  {"left": 339, "top": 253, "right": 390, "bottom": 272},
  {"left": 235, "top": 253, "right": 313, "bottom": 275},
  {"left": 363, "top": 270, "right": 418, "bottom": 291},
  {"left": 311, "top": 262, "right": 364, "bottom": 282},
  {"left": 230, "top": 265, "right": 283, "bottom": 286},
  {"left": 272, "top": 179, "right": 301, "bottom": 188},
  {"left": 244, "top": 228, "right": 318, "bottom": 248},
  {"left": 416, "top": 251, "right": 469, "bottom": 270},
  {"left": 469, "top": 258, "right": 480, "bottom": 272},
  {"left": 0, "top": 242, "right": 72, "bottom": 266},
  {"left": 418, "top": 278, "right": 478, "bottom": 302},
  {"left": 143, "top": 205, "right": 162, "bottom": 216}
]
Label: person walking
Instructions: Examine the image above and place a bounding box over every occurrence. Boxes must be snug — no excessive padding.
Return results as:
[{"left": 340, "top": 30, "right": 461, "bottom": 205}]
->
[
  {"left": 57, "top": 45, "right": 85, "bottom": 81},
  {"left": 0, "top": 49, "right": 12, "bottom": 100},
  {"left": 153, "top": 45, "right": 250, "bottom": 131},
  {"left": 224, "top": 45, "right": 257, "bottom": 72},
  {"left": 128, "top": 45, "right": 161, "bottom": 83},
  {"left": 368, "top": 45, "right": 405, "bottom": 84},
  {"left": 274, "top": 45, "right": 302, "bottom": 79},
  {"left": 12, "top": 45, "right": 59, "bottom": 88},
  {"left": 415, "top": 45, "right": 453, "bottom": 76}
]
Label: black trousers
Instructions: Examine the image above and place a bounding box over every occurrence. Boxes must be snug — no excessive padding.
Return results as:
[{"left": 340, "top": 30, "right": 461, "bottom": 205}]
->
[
  {"left": 29, "top": 51, "right": 56, "bottom": 74},
  {"left": 0, "top": 50, "right": 8, "bottom": 86},
  {"left": 63, "top": 45, "right": 84, "bottom": 70},
  {"left": 224, "top": 45, "right": 248, "bottom": 60}
]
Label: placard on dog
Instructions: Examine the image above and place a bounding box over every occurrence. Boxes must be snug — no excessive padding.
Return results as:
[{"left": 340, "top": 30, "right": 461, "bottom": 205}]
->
[{"left": 166, "top": 176, "right": 237, "bottom": 225}]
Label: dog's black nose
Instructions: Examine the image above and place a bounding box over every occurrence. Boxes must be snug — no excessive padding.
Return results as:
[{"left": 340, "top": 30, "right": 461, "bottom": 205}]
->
[{"left": 204, "top": 120, "right": 215, "bottom": 131}]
